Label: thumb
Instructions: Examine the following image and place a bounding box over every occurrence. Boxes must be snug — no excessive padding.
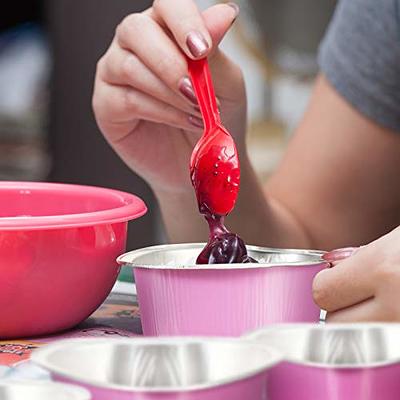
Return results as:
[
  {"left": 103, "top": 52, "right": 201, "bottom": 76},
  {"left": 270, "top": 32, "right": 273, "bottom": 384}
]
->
[{"left": 202, "top": 3, "right": 239, "bottom": 54}]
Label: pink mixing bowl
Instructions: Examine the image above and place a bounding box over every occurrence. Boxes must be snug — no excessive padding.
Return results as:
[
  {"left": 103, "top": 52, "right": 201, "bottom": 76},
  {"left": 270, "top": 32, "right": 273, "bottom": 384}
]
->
[
  {"left": 0, "top": 181, "right": 146, "bottom": 338},
  {"left": 247, "top": 323, "right": 400, "bottom": 400},
  {"left": 32, "top": 337, "right": 281, "bottom": 400},
  {"left": 118, "top": 243, "right": 328, "bottom": 336}
]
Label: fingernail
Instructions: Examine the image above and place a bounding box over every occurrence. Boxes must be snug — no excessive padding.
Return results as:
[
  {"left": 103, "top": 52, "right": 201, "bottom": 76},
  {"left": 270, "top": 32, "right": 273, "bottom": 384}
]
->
[
  {"left": 227, "top": 2, "right": 240, "bottom": 18},
  {"left": 186, "top": 31, "right": 210, "bottom": 58},
  {"left": 179, "top": 77, "right": 198, "bottom": 104},
  {"left": 323, "top": 247, "right": 359, "bottom": 263},
  {"left": 193, "top": 104, "right": 201, "bottom": 113},
  {"left": 188, "top": 114, "right": 204, "bottom": 128}
]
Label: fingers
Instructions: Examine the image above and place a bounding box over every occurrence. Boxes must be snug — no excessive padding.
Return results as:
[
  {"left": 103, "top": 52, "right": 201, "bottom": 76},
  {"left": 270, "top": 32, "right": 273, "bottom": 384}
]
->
[
  {"left": 116, "top": 13, "right": 190, "bottom": 95},
  {"left": 112, "top": 4, "right": 239, "bottom": 105},
  {"left": 94, "top": 2, "right": 242, "bottom": 139},
  {"left": 313, "top": 247, "right": 376, "bottom": 313},
  {"left": 327, "top": 298, "right": 390, "bottom": 322},
  {"left": 93, "top": 82, "right": 203, "bottom": 142},
  {"left": 152, "top": 0, "right": 212, "bottom": 59},
  {"left": 202, "top": 3, "right": 240, "bottom": 57},
  {"left": 201, "top": 5, "right": 245, "bottom": 102},
  {"left": 98, "top": 44, "right": 200, "bottom": 115},
  {"left": 148, "top": 2, "right": 238, "bottom": 58}
]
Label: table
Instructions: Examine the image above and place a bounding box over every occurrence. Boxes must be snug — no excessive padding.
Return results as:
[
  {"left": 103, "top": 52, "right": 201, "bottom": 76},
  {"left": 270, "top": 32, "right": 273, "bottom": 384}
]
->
[{"left": 0, "top": 285, "right": 141, "bottom": 379}]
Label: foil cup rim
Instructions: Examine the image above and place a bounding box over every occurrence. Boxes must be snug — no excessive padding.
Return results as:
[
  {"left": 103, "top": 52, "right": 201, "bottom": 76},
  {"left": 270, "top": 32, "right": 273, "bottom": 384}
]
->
[
  {"left": 246, "top": 323, "right": 400, "bottom": 369},
  {"left": 117, "top": 243, "right": 326, "bottom": 270},
  {"left": 0, "top": 381, "right": 91, "bottom": 399},
  {"left": 31, "top": 337, "right": 282, "bottom": 393}
]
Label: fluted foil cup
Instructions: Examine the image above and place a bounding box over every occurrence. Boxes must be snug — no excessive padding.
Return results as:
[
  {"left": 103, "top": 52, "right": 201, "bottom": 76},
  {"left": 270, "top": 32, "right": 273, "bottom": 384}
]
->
[
  {"left": 247, "top": 323, "right": 400, "bottom": 400},
  {"left": 32, "top": 337, "right": 281, "bottom": 400},
  {"left": 118, "top": 243, "right": 328, "bottom": 336}
]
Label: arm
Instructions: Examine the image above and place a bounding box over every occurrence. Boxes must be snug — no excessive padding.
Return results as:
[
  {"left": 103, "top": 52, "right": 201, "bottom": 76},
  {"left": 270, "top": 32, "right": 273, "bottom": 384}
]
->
[{"left": 92, "top": 0, "right": 400, "bottom": 250}]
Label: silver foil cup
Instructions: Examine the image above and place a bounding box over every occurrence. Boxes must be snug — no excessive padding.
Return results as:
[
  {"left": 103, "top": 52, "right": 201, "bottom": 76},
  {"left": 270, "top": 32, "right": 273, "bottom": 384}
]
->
[
  {"left": 118, "top": 243, "right": 328, "bottom": 336},
  {"left": 32, "top": 337, "right": 281, "bottom": 400},
  {"left": 247, "top": 323, "right": 400, "bottom": 400}
]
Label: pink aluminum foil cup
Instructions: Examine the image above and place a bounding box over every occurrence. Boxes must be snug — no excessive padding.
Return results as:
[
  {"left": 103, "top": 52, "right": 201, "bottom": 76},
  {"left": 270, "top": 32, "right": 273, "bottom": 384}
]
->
[
  {"left": 117, "top": 243, "right": 328, "bottom": 336},
  {"left": 31, "top": 337, "right": 281, "bottom": 400},
  {"left": 0, "top": 181, "right": 147, "bottom": 338},
  {"left": 0, "top": 381, "right": 91, "bottom": 400},
  {"left": 246, "top": 323, "right": 400, "bottom": 400}
]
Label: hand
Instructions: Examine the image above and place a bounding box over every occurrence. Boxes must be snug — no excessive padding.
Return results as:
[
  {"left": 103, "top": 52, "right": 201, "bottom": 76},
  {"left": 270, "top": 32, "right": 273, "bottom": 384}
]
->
[
  {"left": 313, "top": 226, "right": 400, "bottom": 322},
  {"left": 92, "top": 0, "right": 246, "bottom": 194}
]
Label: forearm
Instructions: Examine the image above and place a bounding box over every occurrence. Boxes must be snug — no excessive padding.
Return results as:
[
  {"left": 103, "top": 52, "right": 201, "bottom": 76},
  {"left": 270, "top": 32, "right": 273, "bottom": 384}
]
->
[
  {"left": 226, "top": 155, "right": 312, "bottom": 248},
  {"left": 154, "top": 186, "right": 209, "bottom": 243}
]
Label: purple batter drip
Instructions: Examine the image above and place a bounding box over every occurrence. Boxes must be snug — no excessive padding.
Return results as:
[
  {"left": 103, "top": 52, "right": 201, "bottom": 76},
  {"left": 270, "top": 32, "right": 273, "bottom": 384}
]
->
[{"left": 196, "top": 212, "right": 257, "bottom": 264}]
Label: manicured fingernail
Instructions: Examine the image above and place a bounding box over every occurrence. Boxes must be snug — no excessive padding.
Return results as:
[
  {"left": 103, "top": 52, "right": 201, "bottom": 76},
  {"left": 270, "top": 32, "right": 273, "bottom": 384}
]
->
[
  {"left": 186, "top": 31, "right": 209, "bottom": 58},
  {"left": 188, "top": 114, "right": 204, "bottom": 128},
  {"left": 323, "top": 247, "right": 359, "bottom": 262},
  {"left": 193, "top": 104, "right": 201, "bottom": 113},
  {"left": 179, "top": 77, "right": 198, "bottom": 104},
  {"left": 227, "top": 2, "right": 240, "bottom": 18}
]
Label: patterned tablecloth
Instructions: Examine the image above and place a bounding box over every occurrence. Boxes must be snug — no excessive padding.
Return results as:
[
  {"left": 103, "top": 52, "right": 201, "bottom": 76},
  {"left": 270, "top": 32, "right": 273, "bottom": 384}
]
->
[{"left": 0, "top": 290, "right": 141, "bottom": 380}]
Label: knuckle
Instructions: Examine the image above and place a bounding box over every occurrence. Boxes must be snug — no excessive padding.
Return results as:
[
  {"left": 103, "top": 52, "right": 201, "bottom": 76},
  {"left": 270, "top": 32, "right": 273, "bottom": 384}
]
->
[
  {"left": 95, "top": 55, "right": 107, "bottom": 77},
  {"left": 120, "top": 54, "right": 137, "bottom": 82},
  {"left": 156, "top": 56, "right": 186, "bottom": 87},
  {"left": 92, "top": 89, "right": 109, "bottom": 123},
  {"left": 123, "top": 88, "right": 139, "bottom": 114},
  {"left": 91, "top": 80, "right": 103, "bottom": 116},
  {"left": 126, "top": 12, "right": 147, "bottom": 26},
  {"left": 117, "top": 13, "right": 145, "bottom": 43},
  {"left": 92, "top": 91, "right": 108, "bottom": 119},
  {"left": 152, "top": 0, "right": 163, "bottom": 14},
  {"left": 91, "top": 92, "right": 100, "bottom": 115},
  {"left": 115, "top": 21, "right": 126, "bottom": 41}
]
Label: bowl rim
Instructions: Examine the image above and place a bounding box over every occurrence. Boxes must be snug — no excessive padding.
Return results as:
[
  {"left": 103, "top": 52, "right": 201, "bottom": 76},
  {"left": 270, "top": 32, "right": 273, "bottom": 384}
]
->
[
  {"left": 245, "top": 323, "right": 400, "bottom": 369},
  {"left": 117, "top": 243, "right": 327, "bottom": 269},
  {"left": 0, "top": 380, "right": 91, "bottom": 399},
  {"left": 31, "top": 337, "right": 282, "bottom": 393},
  {"left": 0, "top": 181, "right": 147, "bottom": 230}
]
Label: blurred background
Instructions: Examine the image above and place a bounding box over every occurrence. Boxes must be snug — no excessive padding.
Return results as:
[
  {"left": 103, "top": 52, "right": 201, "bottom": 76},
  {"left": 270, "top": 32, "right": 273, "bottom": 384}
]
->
[{"left": 0, "top": 0, "right": 337, "bottom": 278}]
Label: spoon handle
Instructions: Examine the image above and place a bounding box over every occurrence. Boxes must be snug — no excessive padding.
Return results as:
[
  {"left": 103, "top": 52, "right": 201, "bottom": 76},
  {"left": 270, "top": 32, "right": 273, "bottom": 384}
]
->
[{"left": 187, "top": 58, "right": 220, "bottom": 131}]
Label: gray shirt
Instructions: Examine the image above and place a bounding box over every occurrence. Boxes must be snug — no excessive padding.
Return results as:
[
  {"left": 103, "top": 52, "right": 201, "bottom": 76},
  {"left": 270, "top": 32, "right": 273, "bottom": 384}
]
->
[{"left": 319, "top": 0, "right": 400, "bottom": 132}]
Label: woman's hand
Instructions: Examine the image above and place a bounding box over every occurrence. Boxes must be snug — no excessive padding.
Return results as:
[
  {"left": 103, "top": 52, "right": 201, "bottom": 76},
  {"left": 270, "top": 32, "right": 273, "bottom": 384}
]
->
[
  {"left": 313, "top": 226, "right": 400, "bottom": 322},
  {"left": 92, "top": 0, "right": 246, "bottom": 194}
]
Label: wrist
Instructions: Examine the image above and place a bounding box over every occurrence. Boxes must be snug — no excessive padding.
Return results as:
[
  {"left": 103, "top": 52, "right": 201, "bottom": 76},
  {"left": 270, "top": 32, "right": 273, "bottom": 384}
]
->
[{"left": 151, "top": 182, "right": 194, "bottom": 203}]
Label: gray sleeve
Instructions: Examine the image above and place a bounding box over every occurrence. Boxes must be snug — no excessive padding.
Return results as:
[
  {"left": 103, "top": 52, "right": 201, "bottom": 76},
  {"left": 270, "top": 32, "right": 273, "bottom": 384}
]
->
[{"left": 319, "top": 0, "right": 400, "bottom": 132}]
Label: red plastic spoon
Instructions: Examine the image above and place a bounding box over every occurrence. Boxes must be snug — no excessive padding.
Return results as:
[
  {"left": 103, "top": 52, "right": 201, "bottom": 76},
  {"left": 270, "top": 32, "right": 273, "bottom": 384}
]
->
[
  {"left": 188, "top": 58, "right": 256, "bottom": 265},
  {"left": 188, "top": 58, "right": 240, "bottom": 217}
]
